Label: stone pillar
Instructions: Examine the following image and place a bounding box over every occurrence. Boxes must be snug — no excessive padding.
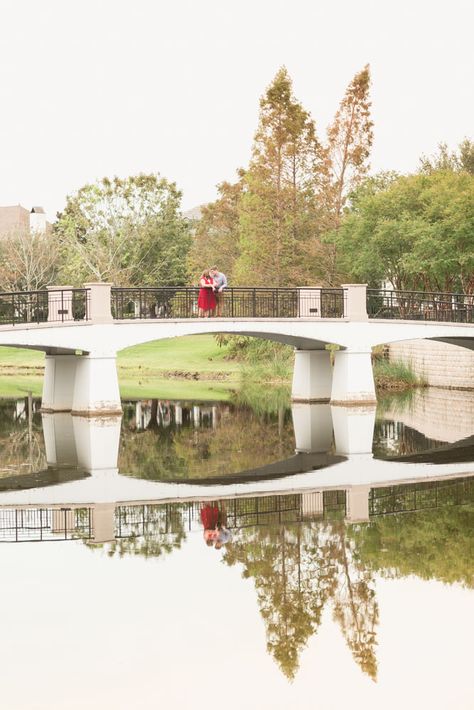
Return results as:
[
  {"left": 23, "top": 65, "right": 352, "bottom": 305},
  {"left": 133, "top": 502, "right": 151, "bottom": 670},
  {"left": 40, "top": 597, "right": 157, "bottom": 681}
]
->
[
  {"left": 301, "top": 492, "right": 324, "bottom": 518},
  {"left": 292, "top": 402, "right": 333, "bottom": 453},
  {"left": 83, "top": 282, "right": 113, "bottom": 324},
  {"left": 331, "top": 404, "right": 376, "bottom": 455},
  {"left": 72, "top": 415, "right": 122, "bottom": 473},
  {"left": 71, "top": 355, "right": 122, "bottom": 415},
  {"left": 42, "top": 412, "right": 78, "bottom": 467},
  {"left": 345, "top": 485, "right": 371, "bottom": 523},
  {"left": 47, "top": 286, "right": 74, "bottom": 323},
  {"left": 291, "top": 349, "right": 332, "bottom": 402},
  {"left": 330, "top": 349, "right": 376, "bottom": 405},
  {"left": 91, "top": 503, "right": 116, "bottom": 543},
  {"left": 42, "top": 354, "right": 78, "bottom": 412},
  {"left": 342, "top": 284, "right": 368, "bottom": 321},
  {"left": 51, "top": 508, "right": 77, "bottom": 535},
  {"left": 298, "top": 289, "right": 321, "bottom": 317}
]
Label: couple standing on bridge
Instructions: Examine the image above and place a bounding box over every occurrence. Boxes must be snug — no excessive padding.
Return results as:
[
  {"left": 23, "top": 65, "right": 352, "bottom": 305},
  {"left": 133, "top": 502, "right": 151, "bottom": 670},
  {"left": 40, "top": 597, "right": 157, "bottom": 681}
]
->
[
  {"left": 197, "top": 266, "right": 228, "bottom": 317},
  {"left": 200, "top": 501, "right": 232, "bottom": 549}
]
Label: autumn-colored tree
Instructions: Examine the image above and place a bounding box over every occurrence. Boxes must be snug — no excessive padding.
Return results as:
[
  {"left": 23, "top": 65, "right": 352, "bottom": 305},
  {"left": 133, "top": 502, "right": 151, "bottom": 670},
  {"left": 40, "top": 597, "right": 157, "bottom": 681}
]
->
[
  {"left": 187, "top": 178, "right": 243, "bottom": 283},
  {"left": 223, "top": 515, "right": 378, "bottom": 680},
  {"left": 321, "top": 65, "right": 374, "bottom": 284},
  {"left": 325, "top": 64, "right": 373, "bottom": 220},
  {"left": 234, "top": 67, "right": 325, "bottom": 286}
]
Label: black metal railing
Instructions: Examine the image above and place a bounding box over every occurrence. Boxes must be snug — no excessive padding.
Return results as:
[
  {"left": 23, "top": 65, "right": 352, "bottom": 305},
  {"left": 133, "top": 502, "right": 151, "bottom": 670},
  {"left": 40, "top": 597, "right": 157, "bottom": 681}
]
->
[
  {"left": 111, "top": 287, "right": 346, "bottom": 320},
  {"left": 115, "top": 492, "right": 348, "bottom": 539},
  {"left": 0, "top": 507, "right": 93, "bottom": 542},
  {"left": 367, "top": 288, "right": 474, "bottom": 323},
  {"left": 0, "top": 288, "right": 90, "bottom": 326},
  {"left": 369, "top": 476, "right": 474, "bottom": 516}
]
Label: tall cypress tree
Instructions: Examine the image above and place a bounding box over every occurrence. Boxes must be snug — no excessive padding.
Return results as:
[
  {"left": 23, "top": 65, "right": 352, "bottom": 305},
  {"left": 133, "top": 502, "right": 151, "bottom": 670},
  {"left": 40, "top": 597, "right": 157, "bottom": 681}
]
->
[
  {"left": 320, "top": 65, "right": 374, "bottom": 284},
  {"left": 235, "top": 68, "right": 324, "bottom": 286},
  {"left": 325, "top": 64, "right": 373, "bottom": 221}
]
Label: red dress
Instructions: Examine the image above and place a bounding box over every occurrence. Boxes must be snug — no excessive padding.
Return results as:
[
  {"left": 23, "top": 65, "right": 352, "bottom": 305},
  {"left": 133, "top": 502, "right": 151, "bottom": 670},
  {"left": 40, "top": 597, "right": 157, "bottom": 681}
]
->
[
  {"left": 200, "top": 504, "right": 219, "bottom": 530},
  {"left": 197, "top": 277, "right": 216, "bottom": 311}
]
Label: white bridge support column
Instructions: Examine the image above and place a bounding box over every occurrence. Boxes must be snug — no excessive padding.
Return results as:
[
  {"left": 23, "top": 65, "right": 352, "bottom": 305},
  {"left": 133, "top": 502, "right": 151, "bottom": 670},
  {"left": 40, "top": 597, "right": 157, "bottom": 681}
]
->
[
  {"left": 72, "top": 355, "right": 122, "bottom": 416},
  {"left": 330, "top": 349, "right": 376, "bottom": 405},
  {"left": 42, "top": 355, "right": 78, "bottom": 412},
  {"left": 331, "top": 405, "right": 376, "bottom": 455},
  {"left": 291, "top": 349, "right": 332, "bottom": 402},
  {"left": 292, "top": 403, "right": 333, "bottom": 452},
  {"left": 42, "top": 412, "right": 78, "bottom": 467}
]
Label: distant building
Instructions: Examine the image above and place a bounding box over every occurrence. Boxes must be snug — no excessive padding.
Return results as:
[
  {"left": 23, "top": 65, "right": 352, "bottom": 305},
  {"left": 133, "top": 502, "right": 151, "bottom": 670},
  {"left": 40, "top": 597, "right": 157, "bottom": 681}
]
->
[
  {"left": 0, "top": 205, "right": 52, "bottom": 237},
  {"left": 183, "top": 205, "right": 203, "bottom": 221}
]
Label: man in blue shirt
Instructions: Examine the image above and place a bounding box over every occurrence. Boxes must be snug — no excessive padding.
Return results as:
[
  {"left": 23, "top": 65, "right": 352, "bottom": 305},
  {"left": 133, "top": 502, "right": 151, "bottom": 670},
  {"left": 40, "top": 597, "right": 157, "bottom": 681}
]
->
[{"left": 210, "top": 266, "right": 228, "bottom": 317}]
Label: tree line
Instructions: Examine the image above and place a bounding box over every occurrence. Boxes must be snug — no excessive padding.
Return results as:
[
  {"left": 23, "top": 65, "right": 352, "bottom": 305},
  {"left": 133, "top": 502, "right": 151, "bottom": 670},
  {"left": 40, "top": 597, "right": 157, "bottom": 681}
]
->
[{"left": 1, "top": 66, "right": 472, "bottom": 294}]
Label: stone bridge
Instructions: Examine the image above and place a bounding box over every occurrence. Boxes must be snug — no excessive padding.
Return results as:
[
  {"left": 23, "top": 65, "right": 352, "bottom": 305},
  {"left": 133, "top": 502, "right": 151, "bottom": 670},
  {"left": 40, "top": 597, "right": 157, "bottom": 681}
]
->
[{"left": 0, "top": 283, "right": 472, "bottom": 413}]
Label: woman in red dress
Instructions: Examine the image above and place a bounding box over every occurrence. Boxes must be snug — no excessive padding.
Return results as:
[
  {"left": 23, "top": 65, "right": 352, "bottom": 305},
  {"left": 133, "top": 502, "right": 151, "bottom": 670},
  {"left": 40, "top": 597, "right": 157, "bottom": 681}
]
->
[{"left": 197, "top": 270, "right": 216, "bottom": 317}]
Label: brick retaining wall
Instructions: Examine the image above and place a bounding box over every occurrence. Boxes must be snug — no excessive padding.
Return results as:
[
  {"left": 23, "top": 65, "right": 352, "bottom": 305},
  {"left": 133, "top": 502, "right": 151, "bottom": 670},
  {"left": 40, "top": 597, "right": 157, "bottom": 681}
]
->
[
  {"left": 388, "top": 340, "right": 474, "bottom": 389},
  {"left": 380, "top": 388, "right": 474, "bottom": 443}
]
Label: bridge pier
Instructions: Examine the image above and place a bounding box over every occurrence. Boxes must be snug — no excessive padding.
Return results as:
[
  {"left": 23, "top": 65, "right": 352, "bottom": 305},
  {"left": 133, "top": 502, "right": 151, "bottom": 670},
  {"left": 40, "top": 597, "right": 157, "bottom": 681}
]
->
[
  {"left": 42, "top": 412, "right": 78, "bottom": 467},
  {"left": 42, "top": 412, "right": 122, "bottom": 472},
  {"left": 42, "top": 353, "right": 122, "bottom": 415},
  {"left": 72, "top": 415, "right": 122, "bottom": 473},
  {"left": 71, "top": 355, "right": 122, "bottom": 416},
  {"left": 42, "top": 355, "right": 77, "bottom": 412},
  {"left": 292, "top": 403, "right": 333, "bottom": 452},
  {"left": 330, "top": 349, "right": 376, "bottom": 405},
  {"left": 331, "top": 405, "right": 376, "bottom": 455},
  {"left": 291, "top": 349, "right": 332, "bottom": 402}
]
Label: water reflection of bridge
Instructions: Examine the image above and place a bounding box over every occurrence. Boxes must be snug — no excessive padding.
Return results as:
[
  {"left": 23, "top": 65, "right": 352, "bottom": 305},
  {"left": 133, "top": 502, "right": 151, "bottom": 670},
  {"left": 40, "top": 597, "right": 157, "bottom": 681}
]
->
[{"left": 0, "top": 473, "right": 473, "bottom": 543}]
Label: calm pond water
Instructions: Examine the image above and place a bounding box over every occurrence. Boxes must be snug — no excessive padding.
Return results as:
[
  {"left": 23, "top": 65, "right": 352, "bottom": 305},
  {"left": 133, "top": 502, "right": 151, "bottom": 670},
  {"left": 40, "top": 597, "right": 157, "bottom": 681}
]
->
[{"left": 0, "top": 388, "right": 473, "bottom": 709}]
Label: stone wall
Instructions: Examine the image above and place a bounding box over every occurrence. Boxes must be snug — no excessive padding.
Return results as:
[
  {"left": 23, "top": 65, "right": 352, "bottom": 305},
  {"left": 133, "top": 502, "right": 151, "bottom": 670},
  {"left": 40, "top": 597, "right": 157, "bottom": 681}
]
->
[
  {"left": 380, "top": 388, "right": 474, "bottom": 443},
  {"left": 389, "top": 339, "right": 474, "bottom": 390}
]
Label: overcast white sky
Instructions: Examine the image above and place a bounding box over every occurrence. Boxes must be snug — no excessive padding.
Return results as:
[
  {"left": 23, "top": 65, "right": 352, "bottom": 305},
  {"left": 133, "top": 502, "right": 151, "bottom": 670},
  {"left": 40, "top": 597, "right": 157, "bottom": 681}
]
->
[{"left": 0, "top": 0, "right": 472, "bottom": 221}]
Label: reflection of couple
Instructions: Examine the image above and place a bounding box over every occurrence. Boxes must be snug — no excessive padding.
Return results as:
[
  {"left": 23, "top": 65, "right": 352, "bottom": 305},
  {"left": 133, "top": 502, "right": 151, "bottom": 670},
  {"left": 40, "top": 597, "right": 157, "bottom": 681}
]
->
[
  {"left": 197, "top": 266, "right": 227, "bottom": 317},
  {"left": 200, "top": 502, "right": 232, "bottom": 549}
]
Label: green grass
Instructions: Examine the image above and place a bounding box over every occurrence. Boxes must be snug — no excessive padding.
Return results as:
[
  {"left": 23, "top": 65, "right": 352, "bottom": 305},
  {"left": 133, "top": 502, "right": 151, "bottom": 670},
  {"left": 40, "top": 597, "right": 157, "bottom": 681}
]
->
[
  {"left": 0, "top": 376, "right": 44, "bottom": 397},
  {"left": 373, "top": 358, "right": 426, "bottom": 390},
  {"left": 0, "top": 336, "right": 239, "bottom": 399},
  {"left": 117, "top": 335, "right": 240, "bottom": 377},
  {"left": 0, "top": 347, "right": 44, "bottom": 369}
]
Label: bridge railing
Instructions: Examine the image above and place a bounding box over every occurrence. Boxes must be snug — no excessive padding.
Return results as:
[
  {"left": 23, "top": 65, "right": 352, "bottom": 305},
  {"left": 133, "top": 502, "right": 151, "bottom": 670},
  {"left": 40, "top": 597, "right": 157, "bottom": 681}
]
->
[
  {"left": 111, "top": 287, "right": 347, "bottom": 319},
  {"left": 0, "top": 507, "right": 93, "bottom": 542},
  {"left": 369, "top": 476, "right": 474, "bottom": 516},
  {"left": 367, "top": 288, "right": 474, "bottom": 323},
  {"left": 0, "top": 288, "right": 90, "bottom": 326}
]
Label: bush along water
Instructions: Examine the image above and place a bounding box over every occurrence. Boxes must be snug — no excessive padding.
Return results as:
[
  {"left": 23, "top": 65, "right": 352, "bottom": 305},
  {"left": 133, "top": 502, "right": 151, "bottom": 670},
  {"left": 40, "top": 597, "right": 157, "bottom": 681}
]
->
[{"left": 373, "top": 356, "right": 427, "bottom": 391}]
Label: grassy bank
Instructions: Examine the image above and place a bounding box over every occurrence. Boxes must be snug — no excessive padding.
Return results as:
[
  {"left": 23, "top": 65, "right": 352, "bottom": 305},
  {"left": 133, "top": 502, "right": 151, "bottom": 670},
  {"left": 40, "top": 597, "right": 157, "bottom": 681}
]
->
[
  {"left": 373, "top": 357, "right": 426, "bottom": 391},
  {"left": 0, "top": 337, "right": 426, "bottom": 399},
  {"left": 0, "top": 336, "right": 240, "bottom": 399}
]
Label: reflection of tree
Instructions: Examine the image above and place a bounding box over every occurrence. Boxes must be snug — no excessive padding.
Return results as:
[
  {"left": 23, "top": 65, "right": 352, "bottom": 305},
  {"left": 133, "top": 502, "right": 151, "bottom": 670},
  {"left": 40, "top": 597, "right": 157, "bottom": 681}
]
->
[
  {"left": 349, "top": 504, "right": 474, "bottom": 589},
  {"left": 119, "top": 402, "right": 295, "bottom": 480},
  {"left": 0, "top": 399, "right": 46, "bottom": 476},
  {"left": 224, "top": 520, "right": 378, "bottom": 680},
  {"left": 105, "top": 530, "right": 185, "bottom": 559},
  {"left": 329, "top": 526, "right": 378, "bottom": 680},
  {"left": 93, "top": 503, "right": 188, "bottom": 560}
]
